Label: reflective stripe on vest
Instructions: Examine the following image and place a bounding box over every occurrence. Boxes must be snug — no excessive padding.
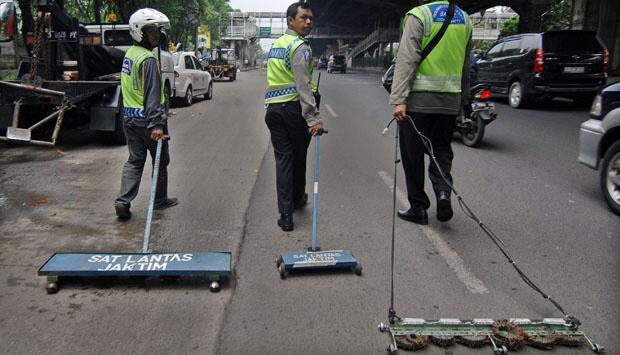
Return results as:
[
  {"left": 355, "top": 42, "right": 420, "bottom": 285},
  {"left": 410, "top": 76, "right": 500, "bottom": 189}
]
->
[
  {"left": 265, "top": 33, "right": 315, "bottom": 104},
  {"left": 405, "top": 1, "right": 471, "bottom": 93}
]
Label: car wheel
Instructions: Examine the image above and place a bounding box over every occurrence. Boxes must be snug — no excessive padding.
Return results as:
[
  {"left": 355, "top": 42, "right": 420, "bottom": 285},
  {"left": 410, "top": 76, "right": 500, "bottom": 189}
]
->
[
  {"left": 508, "top": 81, "right": 528, "bottom": 109},
  {"left": 205, "top": 83, "right": 213, "bottom": 100},
  {"left": 600, "top": 140, "right": 620, "bottom": 215},
  {"left": 184, "top": 85, "right": 193, "bottom": 106}
]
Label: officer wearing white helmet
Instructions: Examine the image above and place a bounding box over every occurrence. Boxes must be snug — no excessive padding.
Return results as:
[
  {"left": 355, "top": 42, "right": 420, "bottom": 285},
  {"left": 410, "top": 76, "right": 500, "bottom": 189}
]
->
[{"left": 114, "top": 8, "right": 178, "bottom": 220}]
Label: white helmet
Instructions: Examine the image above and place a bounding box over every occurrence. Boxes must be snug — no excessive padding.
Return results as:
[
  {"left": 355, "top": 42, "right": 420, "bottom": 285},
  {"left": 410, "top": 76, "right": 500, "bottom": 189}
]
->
[{"left": 128, "top": 8, "right": 170, "bottom": 42}]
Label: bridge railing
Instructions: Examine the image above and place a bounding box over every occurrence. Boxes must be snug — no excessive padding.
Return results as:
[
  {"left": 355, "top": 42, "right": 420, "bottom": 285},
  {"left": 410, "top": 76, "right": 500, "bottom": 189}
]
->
[
  {"left": 348, "top": 27, "right": 399, "bottom": 60},
  {"left": 224, "top": 24, "right": 258, "bottom": 39}
]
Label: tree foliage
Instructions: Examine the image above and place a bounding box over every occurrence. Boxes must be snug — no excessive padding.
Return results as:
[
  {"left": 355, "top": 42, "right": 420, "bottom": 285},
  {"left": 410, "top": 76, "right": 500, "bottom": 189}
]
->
[
  {"left": 17, "top": 0, "right": 231, "bottom": 48},
  {"left": 499, "top": 17, "right": 519, "bottom": 37},
  {"left": 541, "top": 0, "right": 572, "bottom": 31},
  {"left": 472, "top": 39, "right": 495, "bottom": 55}
]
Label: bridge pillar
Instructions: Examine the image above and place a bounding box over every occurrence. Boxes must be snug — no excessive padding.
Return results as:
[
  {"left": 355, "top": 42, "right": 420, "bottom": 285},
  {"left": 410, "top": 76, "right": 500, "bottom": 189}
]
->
[
  {"left": 572, "top": 0, "right": 620, "bottom": 75},
  {"left": 512, "top": 0, "right": 553, "bottom": 33}
]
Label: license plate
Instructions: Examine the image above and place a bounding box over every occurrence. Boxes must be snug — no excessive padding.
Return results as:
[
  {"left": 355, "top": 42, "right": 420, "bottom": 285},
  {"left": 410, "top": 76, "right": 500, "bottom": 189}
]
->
[
  {"left": 472, "top": 102, "right": 494, "bottom": 110},
  {"left": 564, "top": 66, "right": 585, "bottom": 74}
]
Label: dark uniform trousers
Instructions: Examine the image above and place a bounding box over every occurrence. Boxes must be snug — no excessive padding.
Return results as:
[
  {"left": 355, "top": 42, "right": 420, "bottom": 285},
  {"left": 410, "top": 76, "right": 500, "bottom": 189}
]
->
[
  {"left": 265, "top": 101, "right": 311, "bottom": 214},
  {"left": 115, "top": 125, "right": 170, "bottom": 207},
  {"left": 399, "top": 112, "right": 456, "bottom": 210}
]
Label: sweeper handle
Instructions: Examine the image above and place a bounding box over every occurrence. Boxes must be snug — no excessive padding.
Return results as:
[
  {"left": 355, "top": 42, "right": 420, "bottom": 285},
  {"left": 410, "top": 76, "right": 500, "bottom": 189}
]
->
[
  {"left": 310, "top": 130, "right": 328, "bottom": 251},
  {"left": 142, "top": 137, "right": 167, "bottom": 253}
]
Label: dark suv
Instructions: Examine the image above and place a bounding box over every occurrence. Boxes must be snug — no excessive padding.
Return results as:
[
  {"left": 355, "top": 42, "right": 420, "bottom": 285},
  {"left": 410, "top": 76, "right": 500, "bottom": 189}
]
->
[
  {"left": 329, "top": 55, "right": 347, "bottom": 74},
  {"left": 477, "top": 30, "right": 609, "bottom": 108}
]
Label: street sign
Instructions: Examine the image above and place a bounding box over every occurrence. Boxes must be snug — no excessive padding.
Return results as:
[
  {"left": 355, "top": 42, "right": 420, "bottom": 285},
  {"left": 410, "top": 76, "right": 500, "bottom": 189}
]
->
[{"left": 259, "top": 27, "right": 271, "bottom": 38}]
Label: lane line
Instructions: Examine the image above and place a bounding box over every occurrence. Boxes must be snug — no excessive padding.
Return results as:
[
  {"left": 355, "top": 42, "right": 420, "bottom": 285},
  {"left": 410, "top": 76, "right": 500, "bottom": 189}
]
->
[
  {"left": 324, "top": 104, "right": 339, "bottom": 118},
  {"left": 378, "top": 171, "right": 489, "bottom": 294}
]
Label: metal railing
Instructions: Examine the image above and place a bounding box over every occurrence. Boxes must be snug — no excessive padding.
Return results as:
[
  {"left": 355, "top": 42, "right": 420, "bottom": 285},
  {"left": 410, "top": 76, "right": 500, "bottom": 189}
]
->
[
  {"left": 224, "top": 24, "right": 258, "bottom": 39},
  {"left": 348, "top": 27, "right": 399, "bottom": 60}
]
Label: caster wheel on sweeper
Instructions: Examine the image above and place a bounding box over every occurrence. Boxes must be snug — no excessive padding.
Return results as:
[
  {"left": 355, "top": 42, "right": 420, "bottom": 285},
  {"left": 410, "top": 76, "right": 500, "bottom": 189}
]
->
[
  {"left": 593, "top": 343, "right": 605, "bottom": 353},
  {"left": 494, "top": 346, "right": 508, "bottom": 354},
  {"left": 278, "top": 264, "right": 287, "bottom": 279},
  {"left": 45, "top": 282, "right": 59, "bottom": 294},
  {"left": 354, "top": 263, "right": 363, "bottom": 276},
  {"left": 276, "top": 255, "right": 283, "bottom": 268},
  {"left": 387, "top": 344, "right": 398, "bottom": 354},
  {"left": 209, "top": 281, "right": 221, "bottom": 293}
]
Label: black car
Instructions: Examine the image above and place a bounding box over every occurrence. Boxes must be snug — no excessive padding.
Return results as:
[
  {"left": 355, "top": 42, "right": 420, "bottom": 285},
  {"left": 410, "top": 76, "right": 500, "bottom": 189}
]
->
[
  {"left": 477, "top": 30, "right": 609, "bottom": 108},
  {"left": 329, "top": 55, "right": 347, "bottom": 74}
]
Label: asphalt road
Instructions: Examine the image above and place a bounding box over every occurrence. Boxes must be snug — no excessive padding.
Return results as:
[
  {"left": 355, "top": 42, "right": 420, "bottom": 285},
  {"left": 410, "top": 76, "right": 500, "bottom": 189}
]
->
[{"left": 1, "top": 70, "right": 618, "bottom": 355}]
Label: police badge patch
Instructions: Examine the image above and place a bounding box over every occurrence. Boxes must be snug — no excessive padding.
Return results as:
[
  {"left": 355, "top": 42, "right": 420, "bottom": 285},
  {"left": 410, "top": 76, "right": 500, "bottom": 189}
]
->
[{"left": 122, "top": 58, "right": 133, "bottom": 75}]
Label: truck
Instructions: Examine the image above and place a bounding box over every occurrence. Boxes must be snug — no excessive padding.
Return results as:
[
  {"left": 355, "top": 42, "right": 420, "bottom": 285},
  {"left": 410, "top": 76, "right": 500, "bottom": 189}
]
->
[
  {"left": 205, "top": 47, "right": 237, "bottom": 81},
  {"left": 0, "top": 0, "right": 171, "bottom": 146}
]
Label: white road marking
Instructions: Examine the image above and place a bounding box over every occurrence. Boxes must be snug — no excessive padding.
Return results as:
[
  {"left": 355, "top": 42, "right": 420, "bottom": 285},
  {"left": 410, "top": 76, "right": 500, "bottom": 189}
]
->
[
  {"left": 324, "top": 104, "right": 338, "bottom": 118},
  {"left": 378, "top": 171, "right": 489, "bottom": 294}
]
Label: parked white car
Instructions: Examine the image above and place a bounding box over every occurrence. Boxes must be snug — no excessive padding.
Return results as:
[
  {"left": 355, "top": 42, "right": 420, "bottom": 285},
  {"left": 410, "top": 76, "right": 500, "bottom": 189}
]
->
[
  {"left": 172, "top": 52, "right": 213, "bottom": 106},
  {"left": 84, "top": 24, "right": 175, "bottom": 110}
]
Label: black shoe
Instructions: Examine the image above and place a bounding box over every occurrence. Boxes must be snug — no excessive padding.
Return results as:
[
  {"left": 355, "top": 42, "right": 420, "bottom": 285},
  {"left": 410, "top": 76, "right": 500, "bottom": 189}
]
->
[
  {"left": 397, "top": 206, "right": 428, "bottom": 225},
  {"left": 294, "top": 193, "right": 308, "bottom": 210},
  {"left": 436, "top": 191, "right": 453, "bottom": 222},
  {"left": 277, "top": 213, "right": 294, "bottom": 231},
  {"left": 115, "top": 203, "right": 131, "bottom": 220},
  {"left": 154, "top": 197, "right": 179, "bottom": 210}
]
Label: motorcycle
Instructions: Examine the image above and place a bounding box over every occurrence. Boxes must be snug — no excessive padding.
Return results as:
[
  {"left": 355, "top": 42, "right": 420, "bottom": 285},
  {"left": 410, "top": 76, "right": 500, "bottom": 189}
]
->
[{"left": 456, "top": 83, "right": 497, "bottom": 147}]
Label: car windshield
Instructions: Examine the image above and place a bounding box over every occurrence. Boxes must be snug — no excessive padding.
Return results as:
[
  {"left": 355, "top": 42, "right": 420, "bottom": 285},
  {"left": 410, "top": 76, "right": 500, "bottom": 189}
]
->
[
  {"left": 334, "top": 56, "right": 345, "bottom": 63},
  {"left": 543, "top": 31, "right": 603, "bottom": 54},
  {"left": 103, "top": 30, "right": 132, "bottom": 46}
]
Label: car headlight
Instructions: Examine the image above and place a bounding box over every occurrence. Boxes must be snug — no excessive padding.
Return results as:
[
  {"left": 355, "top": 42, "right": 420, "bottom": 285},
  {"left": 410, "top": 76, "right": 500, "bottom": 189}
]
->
[{"left": 590, "top": 94, "right": 602, "bottom": 118}]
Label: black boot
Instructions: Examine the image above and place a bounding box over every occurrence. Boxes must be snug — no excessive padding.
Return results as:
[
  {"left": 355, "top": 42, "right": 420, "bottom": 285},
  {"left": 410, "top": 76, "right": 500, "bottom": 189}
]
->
[
  {"left": 114, "top": 203, "right": 131, "bottom": 221},
  {"left": 154, "top": 197, "right": 179, "bottom": 210},
  {"left": 397, "top": 206, "right": 428, "bottom": 225},
  {"left": 277, "top": 213, "right": 294, "bottom": 231},
  {"left": 436, "top": 191, "right": 453, "bottom": 222}
]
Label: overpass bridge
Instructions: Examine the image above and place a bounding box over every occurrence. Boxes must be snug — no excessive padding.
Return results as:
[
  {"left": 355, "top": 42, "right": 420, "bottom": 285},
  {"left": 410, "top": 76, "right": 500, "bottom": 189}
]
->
[
  {"left": 303, "top": 0, "right": 531, "bottom": 67},
  {"left": 248, "top": 12, "right": 367, "bottom": 40}
]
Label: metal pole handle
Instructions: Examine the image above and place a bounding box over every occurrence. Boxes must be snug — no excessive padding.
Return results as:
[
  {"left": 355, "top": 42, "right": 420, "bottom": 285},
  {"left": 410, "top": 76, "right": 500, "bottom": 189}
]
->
[
  {"left": 310, "top": 135, "right": 320, "bottom": 251},
  {"left": 142, "top": 139, "right": 163, "bottom": 253}
]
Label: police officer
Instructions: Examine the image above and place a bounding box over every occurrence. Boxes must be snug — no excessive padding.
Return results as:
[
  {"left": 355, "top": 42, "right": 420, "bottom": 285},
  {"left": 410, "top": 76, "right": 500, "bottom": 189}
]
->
[
  {"left": 390, "top": 1, "right": 471, "bottom": 225},
  {"left": 114, "top": 8, "right": 178, "bottom": 220},
  {"left": 265, "top": 2, "right": 324, "bottom": 231}
]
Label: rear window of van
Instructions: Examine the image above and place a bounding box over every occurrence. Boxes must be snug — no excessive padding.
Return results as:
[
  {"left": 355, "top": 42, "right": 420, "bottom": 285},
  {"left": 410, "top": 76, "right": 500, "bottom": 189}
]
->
[{"left": 543, "top": 31, "right": 604, "bottom": 54}]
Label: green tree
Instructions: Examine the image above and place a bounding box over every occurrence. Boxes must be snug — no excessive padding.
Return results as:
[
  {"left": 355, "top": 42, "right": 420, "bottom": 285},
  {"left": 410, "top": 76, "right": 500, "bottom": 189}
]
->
[
  {"left": 541, "top": 0, "right": 572, "bottom": 31},
  {"left": 18, "top": 0, "right": 231, "bottom": 52},
  {"left": 472, "top": 39, "right": 495, "bottom": 55},
  {"left": 499, "top": 17, "right": 519, "bottom": 37},
  {"left": 202, "top": 0, "right": 231, "bottom": 46}
]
